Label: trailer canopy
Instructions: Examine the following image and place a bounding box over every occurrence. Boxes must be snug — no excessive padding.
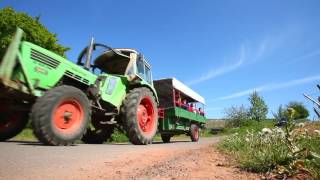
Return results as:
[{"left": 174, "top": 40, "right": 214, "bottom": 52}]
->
[{"left": 153, "top": 78, "right": 206, "bottom": 105}]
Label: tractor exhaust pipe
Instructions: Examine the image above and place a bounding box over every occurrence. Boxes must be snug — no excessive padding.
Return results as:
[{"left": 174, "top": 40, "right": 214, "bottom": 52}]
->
[{"left": 84, "top": 37, "right": 94, "bottom": 70}]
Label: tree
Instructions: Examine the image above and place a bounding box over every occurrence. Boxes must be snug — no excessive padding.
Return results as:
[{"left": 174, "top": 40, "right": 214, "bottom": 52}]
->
[
  {"left": 0, "top": 7, "right": 69, "bottom": 58},
  {"left": 248, "top": 91, "right": 268, "bottom": 121},
  {"left": 286, "top": 101, "right": 309, "bottom": 120},
  {"left": 224, "top": 105, "right": 249, "bottom": 127},
  {"left": 272, "top": 105, "right": 286, "bottom": 121}
]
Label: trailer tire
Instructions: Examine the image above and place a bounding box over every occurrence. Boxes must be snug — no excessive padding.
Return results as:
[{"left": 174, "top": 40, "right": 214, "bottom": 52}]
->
[
  {"left": 161, "top": 134, "right": 171, "bottom": 143},
  {"left": 82, "top": 125, "right": 114, "bottom": 144},
  {"left": 0, "top": 108, "right": 29, "bottom": 141},
  {"left": 190, "top": 124, "right": 200, "bottom": 142},
  {"left": 122, "top": 87, "right": 158, "bottom": 145},
  {"left": 31, "top": 85, "right": 90, "bottom": 146}
]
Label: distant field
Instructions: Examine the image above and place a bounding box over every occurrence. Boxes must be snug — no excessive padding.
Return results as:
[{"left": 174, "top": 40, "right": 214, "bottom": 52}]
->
[{"left": 205, "top": 119, "right": 226, "bottom": 129}]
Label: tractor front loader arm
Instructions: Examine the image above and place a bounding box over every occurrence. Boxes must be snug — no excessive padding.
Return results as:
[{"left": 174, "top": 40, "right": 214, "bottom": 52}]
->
[{"left": 0, "top": 28, "right": 34, "bottom": 94}]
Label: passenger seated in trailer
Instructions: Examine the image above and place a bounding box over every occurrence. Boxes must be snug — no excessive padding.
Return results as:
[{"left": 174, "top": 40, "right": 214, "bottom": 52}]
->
[
  {"left": 176, "top": 97, "right": 182, "bottom": 107},
  {"left": 181, "top": 99, "right": 188, "bottom": 110},
  {"left": 189, "top": 103, "right": 196, "bottom": 113},
  {"left": 198, "top": 108, "right": 205, "bottom": 116}
]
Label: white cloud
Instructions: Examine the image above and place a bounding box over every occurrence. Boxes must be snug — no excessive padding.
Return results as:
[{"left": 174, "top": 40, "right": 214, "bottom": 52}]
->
[
  {"left": 187, "top": 45, "right": 246, "bottom": 86},
  {"left": 292, "top": 49, "right": 320, "bottom": 62},
  {"left": 213, "top": 75, "right": 320, "bottom": 101}
]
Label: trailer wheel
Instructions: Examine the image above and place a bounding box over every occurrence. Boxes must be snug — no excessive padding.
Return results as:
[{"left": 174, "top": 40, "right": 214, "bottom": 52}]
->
[
  {"left": 122, "top": 87, "right": 158, "bottom": 145},
  {"left": 82, "top": 125, "right": 114, "bottom": 144},
  {"left": 31, "top": 85, "right": 90, "bottom": 146},
  {"left": 0, "top": 107, "right": 29, "bottom": 141},
  {"left": 190, "top": 124, "right": 200, "bottom": 142},
  {"left": 161, "top": 134, "right": 171, "bottom": 143}
]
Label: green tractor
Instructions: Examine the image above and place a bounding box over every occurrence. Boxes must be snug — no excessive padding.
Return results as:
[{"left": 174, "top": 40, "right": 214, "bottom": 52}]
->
[{"left": 0, "top": 28, "right": 159, "bottom": 145}]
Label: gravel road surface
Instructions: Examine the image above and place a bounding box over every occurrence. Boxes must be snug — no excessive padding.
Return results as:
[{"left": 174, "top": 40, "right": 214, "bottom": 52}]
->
[{"left": 0, "top": 137, "right": 227, "bottom": 180}]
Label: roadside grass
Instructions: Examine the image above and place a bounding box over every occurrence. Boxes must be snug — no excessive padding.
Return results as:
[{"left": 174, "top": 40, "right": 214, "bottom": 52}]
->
[
  {"left": 220, "top": 119, "right": 275, "bottom": 135},
  {"left": 12, "top": 126, "right": 217, "bottom": 143},
  {"left": 12, "top": 128, "right": 36, "bottom": 141},
  {"left": 218, "top": 118, "right": 320, "bottom": 179}
]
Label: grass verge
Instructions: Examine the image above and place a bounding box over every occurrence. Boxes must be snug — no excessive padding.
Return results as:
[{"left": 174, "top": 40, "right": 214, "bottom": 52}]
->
[{"left": 218, "top": 119, "right": 320, "bottom": 179}]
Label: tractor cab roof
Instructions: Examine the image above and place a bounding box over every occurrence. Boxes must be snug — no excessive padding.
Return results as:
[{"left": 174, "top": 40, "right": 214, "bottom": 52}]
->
[{"left": 93, "top": 48, "right": 151, "bottom": 75}]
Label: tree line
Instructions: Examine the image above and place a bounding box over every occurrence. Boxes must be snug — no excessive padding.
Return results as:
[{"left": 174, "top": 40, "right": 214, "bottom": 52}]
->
[{"left": 224, "top": 91, "right": 309, "bottom": 127}]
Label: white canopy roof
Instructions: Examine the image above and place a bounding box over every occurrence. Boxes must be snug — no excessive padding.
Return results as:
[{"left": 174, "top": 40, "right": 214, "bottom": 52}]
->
[{"left": 154, "top": 78, "right": 206, "bottom": 105}]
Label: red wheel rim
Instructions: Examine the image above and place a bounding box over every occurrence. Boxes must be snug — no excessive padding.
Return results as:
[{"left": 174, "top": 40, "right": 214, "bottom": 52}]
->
[
  {"left": 0, "top": 106, "right": 20, "bottom": 132},
  {"left": 194, "top": 127, "right": 199, "bottom": 140},
  {"left": 137, "top": 96, "right": 155, "bottom": 135},
  {"left": 53, "top": 99, "right": 84, "bottom": 133}
]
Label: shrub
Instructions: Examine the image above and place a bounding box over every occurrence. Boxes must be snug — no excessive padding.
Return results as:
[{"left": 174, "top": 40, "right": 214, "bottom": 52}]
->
[
  {"left": 0, "top": 7, "right": 70, "bottom": 58},
  {"left": 224, "top": 105, "right": 250, "bottom": 127},
  {"left": 219, "top": 108, "right": 320, "bottom": 178},
  {"left": 287, "top": 101, "right": 309, "bottom": 120}
]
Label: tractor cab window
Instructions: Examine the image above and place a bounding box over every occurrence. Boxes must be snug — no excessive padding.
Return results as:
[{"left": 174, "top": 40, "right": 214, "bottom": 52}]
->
[
  {"left": 145, "top": 66, "right": 152, "bottom": 83},
  {"left": 137, "top": 57, "right": 145, "bottom": 79},
  {"left": 136, "top": 56, "right": 152, "bottom": 84}
]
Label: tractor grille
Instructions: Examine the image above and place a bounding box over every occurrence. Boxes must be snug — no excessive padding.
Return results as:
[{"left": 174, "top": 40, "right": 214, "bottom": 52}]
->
[
  {"left": 31, "top": 49, "right": 60, "bottom": 69},
  {"left": 65, "top": 70, "right": 90, "bottom": 85}
]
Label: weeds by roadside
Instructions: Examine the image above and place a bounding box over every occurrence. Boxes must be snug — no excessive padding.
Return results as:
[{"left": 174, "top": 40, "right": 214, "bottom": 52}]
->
[{"left": 218, "top": 109, "right": 320, "bottom": 179}]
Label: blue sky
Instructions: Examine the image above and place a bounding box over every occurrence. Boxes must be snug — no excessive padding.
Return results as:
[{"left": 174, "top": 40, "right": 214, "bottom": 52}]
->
[{"left": 2, "top": 1, "right": 320, "bottom": 119}]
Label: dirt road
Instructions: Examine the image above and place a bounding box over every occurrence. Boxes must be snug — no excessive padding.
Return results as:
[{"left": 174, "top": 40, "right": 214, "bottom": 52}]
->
[{"left": 0, "top": 137, "right": 258, "bottom": 180}]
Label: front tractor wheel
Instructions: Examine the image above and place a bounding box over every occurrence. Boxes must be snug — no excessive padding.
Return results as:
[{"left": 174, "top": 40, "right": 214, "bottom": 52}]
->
[
  {"left": 0, "top": 106, "right": 29, "bottom": 141},
  {"left": 190, "top": 124, "right": 200, "bottom": 142},
  {"left": 122, "top": 88, "right": 158, "bottom": 145},
  {"left": 31, "top": 85, "right": 90, "bottom": 146}
]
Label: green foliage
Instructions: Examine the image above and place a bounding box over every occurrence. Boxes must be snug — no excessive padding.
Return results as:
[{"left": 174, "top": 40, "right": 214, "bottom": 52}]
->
[
  {"left": 221, "top": 119, "right": 275, "bottom": 135},
  {"left": 248, "top": 91, "right": 268, "bottom": 121},
  {"left": 287, "top": 101, "right": 309, "bottom": 120},
  {"left": 0, "top": 7, "right": 70, "bottom": 58},
  {"left": 107, "top": 128, "right": 129, "bottom": 143},
  {"left": 224, "top": 105, "right": 250, "bottom": 127},
  {"left": 218, "top": 109, "right": 320, "bottom": 178},
  {"left": 272, "top": 105, "right": 287, "bottom": 121}
]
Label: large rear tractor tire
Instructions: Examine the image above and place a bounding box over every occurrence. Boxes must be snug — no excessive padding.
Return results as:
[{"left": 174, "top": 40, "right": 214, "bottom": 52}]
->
[
  {"left": 161, "top": 134, "right": 171, "bottom": 143},
  {"left": 0, "top": 106, "right": 29, "bottom": 141},
  {"left": 31, "top": 85, "right": 91, "bottom": 146},
  {"left": 122, "top": 88, "right": 158, "bottom": 145},
  {"left": 190, "top": 124, "right": 200, "bottom": 142}
]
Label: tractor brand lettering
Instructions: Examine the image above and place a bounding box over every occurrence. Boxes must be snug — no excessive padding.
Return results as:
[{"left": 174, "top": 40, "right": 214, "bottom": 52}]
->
[{"left": 34, "top": 67, "right": 48, "bottom": 75}]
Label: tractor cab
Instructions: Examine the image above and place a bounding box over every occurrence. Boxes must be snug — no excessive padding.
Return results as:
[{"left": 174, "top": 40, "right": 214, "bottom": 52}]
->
[{"left": 77, "top": 40, "right": 153, "bottom": 85}]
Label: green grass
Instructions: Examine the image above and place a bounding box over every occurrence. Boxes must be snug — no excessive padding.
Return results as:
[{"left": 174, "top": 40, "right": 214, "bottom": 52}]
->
[
  {"left": 12, "top": 128, "right": 36, "bottom": 141},
  {"left": 217, "top": 120, "right": 320, "bottom": 178},
  {"left": 12, "top": 126, "right": 217, "bottom": 143},
  {"left": 220, "top": 119, "right": 275, "bottom": 135}
]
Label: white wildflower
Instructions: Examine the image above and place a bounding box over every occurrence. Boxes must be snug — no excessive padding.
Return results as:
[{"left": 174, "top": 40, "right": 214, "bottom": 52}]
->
[
  {"left": 298, "top": 123, "right": 305, "bottom": 128},
  {"left": 262, "top": 128, "right": 272, "bottom": 134},
  {"left": 245, "top": 137, "right": 250, "bottom": 142}
]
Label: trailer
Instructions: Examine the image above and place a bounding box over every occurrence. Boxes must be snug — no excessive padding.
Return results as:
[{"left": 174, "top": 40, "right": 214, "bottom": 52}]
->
[{"left": 154, "top": 78, "right": 206, "bottom": 143}]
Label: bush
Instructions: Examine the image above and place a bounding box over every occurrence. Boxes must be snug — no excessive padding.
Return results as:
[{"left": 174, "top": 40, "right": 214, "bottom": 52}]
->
[
  {"left": 108, "top": 128, "right": 129, "bottom": 143},
  {"left": 272, "top": 105, "right": 287, "bottom": 121},
  {"left": 287, "top": 101, "right": 309, "bottom": 120},
  {"left": 0, "top": 7, "right": 70, "bottom": 58},
  {"left": 224, "top": 105, "right": 250, "bottom": 127},
  {"left": 219, "top": 108, "right": 320, "bottom": 178}
]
